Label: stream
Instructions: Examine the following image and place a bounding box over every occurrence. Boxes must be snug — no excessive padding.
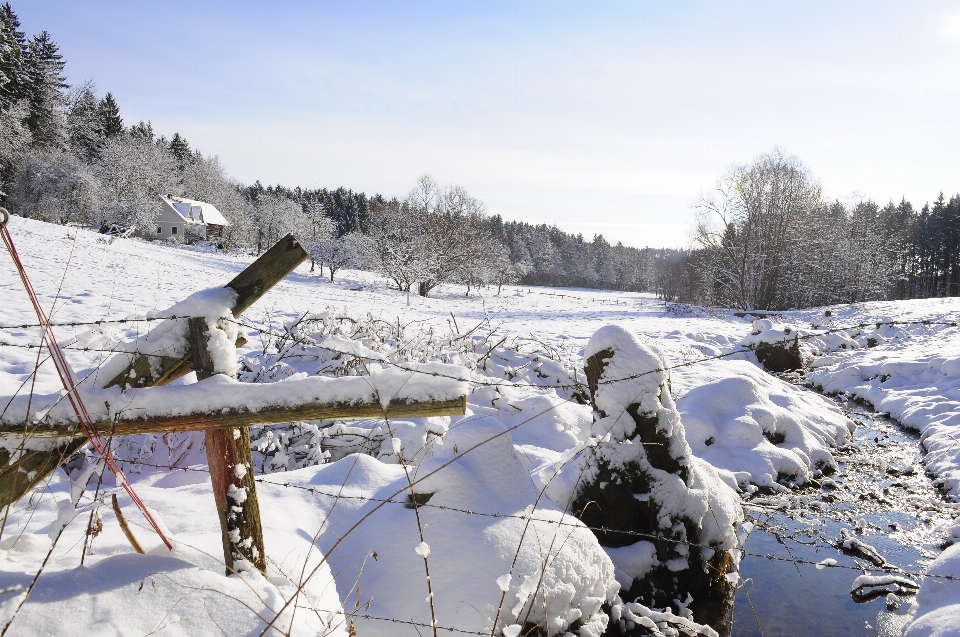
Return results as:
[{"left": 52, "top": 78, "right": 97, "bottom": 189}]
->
[{"left": 730, "top": 388, "right": 958, "bottom": 637}]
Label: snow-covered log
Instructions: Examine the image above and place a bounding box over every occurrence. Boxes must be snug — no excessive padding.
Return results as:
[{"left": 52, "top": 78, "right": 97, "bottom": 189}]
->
[{"left": 0, "top": 365, "right": 468, "bottom": 440}]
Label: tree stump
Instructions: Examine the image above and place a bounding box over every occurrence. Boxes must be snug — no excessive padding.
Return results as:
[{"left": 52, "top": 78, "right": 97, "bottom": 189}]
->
[{"left": 573, "top": 338, "right": 736, "bottom": 633}]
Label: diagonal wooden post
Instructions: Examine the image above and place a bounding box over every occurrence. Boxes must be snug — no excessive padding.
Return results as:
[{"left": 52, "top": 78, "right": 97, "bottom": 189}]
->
[
  {"left": 188, "top": 317, "right": 266, "bottom": 576},
  {"left": 103, "top": 233, "right": 309, "bottom": 390}
]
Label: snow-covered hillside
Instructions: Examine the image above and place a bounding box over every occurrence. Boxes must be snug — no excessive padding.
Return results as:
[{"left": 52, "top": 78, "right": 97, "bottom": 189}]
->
[{"left": 0, "top": 217, "right": 958, "bottom": 636}]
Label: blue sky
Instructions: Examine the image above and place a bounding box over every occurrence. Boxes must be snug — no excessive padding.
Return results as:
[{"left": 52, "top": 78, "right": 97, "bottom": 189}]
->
[{"left": 16, "top": 0, "right": 960, "bottom": 248}]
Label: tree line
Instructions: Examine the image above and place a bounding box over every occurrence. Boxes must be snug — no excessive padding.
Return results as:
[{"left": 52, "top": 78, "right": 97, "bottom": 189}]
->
[
  {"left": 2, "top": 3, "right": 956, "bottom": 306},
  {"left": 668, "top": 149, "right": 960, "bottom": 310}
]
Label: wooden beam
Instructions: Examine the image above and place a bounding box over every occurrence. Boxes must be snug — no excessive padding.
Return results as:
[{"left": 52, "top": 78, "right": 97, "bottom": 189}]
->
[
  {"left": 0, "top": 438, "right": 88, "bottom": 510},
  {"left": 207, "top": 426, "right": 266, "bottom": 576},
  {"left": 225, "top": 234, "right": 310, "bottom": 316},
  {"left": 0, "top": 396, "right": 467, "bottom": 439}
]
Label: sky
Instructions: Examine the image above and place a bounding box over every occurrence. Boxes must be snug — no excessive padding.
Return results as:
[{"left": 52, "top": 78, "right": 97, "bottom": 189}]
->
[{"left": 14, "top": 0, "right": 960, "bottom": 248}]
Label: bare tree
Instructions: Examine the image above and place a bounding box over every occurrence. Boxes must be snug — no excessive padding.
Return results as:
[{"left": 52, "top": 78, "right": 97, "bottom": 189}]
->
[
  {"left": 412, "top": 180, "right": 492, "bottom": 297},
  {"left": 96, "top": 132, "right": 178, "bottom": 231},
  {"left": 307, "top": 224, "right": 360, "bottom": 283},
  {"left": 695, "top": 149, "right": 822, "bottom": 310},
  {"left": 247, "top": 190, "right": 309, "bottom": 254},
  {"left": 357, "top": 196, "right": 424, "bottom": 292},
  {"left": 8, "top": 147, "right": 100, "bottom": 224},
  {"left": 358, "top": 177, "right": 495, "bottom": 297}
]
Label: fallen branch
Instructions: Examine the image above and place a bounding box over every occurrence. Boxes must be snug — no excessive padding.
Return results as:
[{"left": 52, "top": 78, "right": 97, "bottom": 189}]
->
[{"left": 112, "top": 493, "right": 145, "bottom": 554}]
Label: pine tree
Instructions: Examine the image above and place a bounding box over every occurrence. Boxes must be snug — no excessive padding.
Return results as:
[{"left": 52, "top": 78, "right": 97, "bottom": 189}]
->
[
  {"left": 23, "top": 30, "right": 68, "bottom": 148},
  {"left": 168, "top": 132, "right": 191, "bottom": 165},
  {"left": 66, "top": 81, "right": 104, "bottom": 160},
  {"left": 98, "top": 91, "right": 122, "bottom": 137},
  {"left": 129, "top": 119, "right": 154, "bottom": 143},
  {"left": 0, "top": 2, "right": 28, "bottom": 109}
]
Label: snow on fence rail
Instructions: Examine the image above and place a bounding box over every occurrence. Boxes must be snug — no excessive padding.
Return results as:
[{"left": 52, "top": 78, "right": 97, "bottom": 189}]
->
[{"left": 0, "top": 368, "right": 467, "bottom": 438}]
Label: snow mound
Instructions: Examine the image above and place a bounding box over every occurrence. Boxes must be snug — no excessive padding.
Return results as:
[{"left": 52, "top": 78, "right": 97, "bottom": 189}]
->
[
  {"left": 902, "top": 542, "right": 960, "bottom": 637},
  {"left": 741, "top": 320, "right": 854, "bottom": 350},
  {"left": 676, "top": 359, "right": 853, "bottom": 486},
  {"left": 0, "top": 476, "right": 348, "bottom": 637},
  {"left": 287, "top": 415, "right": 618, "bottom": 637},
  {"left": 1, "top": 553, "right": 343, "bottom": 637}
]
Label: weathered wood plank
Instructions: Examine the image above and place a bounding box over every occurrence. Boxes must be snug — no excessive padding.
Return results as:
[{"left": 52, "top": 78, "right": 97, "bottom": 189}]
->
[
  {"left": 0, "top": 396, "right": 467, "bottom": 439},
  {"left": 0, "top": 438, "right": 88, "bottom": 509},
  {"left": 226, "top": 234, "right": 309, "bottom": 316},
  {"left": 206, "top": 426, "right": 266, "bottom": 575}
]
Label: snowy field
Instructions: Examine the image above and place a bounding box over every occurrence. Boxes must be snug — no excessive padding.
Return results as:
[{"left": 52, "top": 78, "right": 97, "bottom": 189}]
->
[{"left": 0, "top": 216, "right": 958, "bottom": 636}]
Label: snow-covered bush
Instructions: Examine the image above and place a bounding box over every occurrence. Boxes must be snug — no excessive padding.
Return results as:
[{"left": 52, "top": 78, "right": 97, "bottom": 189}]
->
[{"left": 739, "top": 319, "right": 861, "bottom": 371}]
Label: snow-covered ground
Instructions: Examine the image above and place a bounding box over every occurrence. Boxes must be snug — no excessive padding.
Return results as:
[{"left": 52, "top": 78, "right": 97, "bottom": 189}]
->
[{"left": 0, "top": 216, "right": 958, "bottom": 636}]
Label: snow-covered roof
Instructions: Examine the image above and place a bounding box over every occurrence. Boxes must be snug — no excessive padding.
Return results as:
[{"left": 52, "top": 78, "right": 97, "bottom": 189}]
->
[{"left": 160, "top": 195, "right": 229, "bottom": 226}]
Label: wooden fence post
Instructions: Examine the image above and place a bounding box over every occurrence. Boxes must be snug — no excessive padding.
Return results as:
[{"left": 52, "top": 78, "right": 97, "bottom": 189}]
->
[{"left": 188, "top": 317, "right": 266, "bottom": 576}]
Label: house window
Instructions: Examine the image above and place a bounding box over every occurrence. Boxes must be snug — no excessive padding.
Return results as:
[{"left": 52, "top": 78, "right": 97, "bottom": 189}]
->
[
  {"left": 172, "top": 226, "right": 178, "bottom": 235},
  {"left": 157, "top": 226, "right": 163, "bottom": 234}
]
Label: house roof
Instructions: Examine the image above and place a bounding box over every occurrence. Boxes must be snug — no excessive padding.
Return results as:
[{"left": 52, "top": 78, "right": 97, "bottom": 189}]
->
[{"left": 160, "top": 195, "right": 230, "bottom": 226}]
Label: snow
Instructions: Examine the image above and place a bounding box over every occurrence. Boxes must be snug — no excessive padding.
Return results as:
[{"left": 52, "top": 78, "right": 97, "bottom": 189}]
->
[
  {"left": 676, "top": 359, "right": 853, "bottom": 486},
  {"left": 903, "top": 543, "right": 960, "bottom": 637},
  {"left": 161, "top": 194, "right": 230, "bottom": 226},
  {"left": 2, "top": 216, "right": 960, "bottom": 634},
  {"left": 0, "top": 468, "right": 349, "bottom": 636},
  {"left": 93, "top": 286, "right": 240, "bottom": 386},
  {"left": 603, "top": 540, "right": 657, "bottom": 590},
  {"left": 852, "top": 574, "right": 920, "bottom": 594},
  {"left": 738, "top": 319, "right": 860, "bottom": 362},
  {"left": 613, "top": 598, "right": 719, "bottom": 637},
  {"left": 576, "top": 326, "right": 743, "bottom": 553},
  {"left": 810, "top": 330, "right": 960, "bottom": 497},
  {"left": 261, "top": 416, "right": 619, "bottom": 637}
]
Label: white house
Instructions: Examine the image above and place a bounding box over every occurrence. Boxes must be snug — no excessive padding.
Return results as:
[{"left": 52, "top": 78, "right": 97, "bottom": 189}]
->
[{"left": 154, "top": 195, "right": 230, "bottom": 240}]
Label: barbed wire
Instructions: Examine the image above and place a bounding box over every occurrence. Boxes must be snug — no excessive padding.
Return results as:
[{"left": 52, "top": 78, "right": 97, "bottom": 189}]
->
[
  {"left": 4, "top": 308, "right": 959, "bottom": 588},
  {"left": 0, "top": 341, "right": 178, "bottom": 360},
  {"left": 105, "top": 455, "right": 958, "bottom": 584},
  {"left": 0, "top": 315, "right": 190, "bottom": 330},
  {"left": 219, "top": 316, "right": 960, "bottom": 394},
  {"left": 0, "top": 313, "right": 371, "bottom": 332},
  {"left": 328, "top": 611, "right": 487, "bottom": 635},
  {"left": 249, "top": 476, "right": 959, "bottom": 583},
  {"left": 1, "top": 314, "right": 955, "bottom": 395}
]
